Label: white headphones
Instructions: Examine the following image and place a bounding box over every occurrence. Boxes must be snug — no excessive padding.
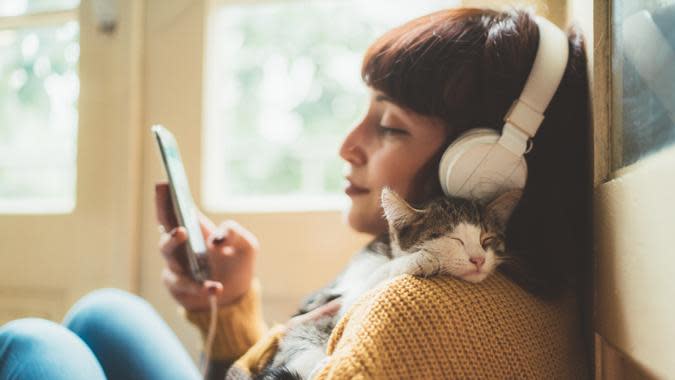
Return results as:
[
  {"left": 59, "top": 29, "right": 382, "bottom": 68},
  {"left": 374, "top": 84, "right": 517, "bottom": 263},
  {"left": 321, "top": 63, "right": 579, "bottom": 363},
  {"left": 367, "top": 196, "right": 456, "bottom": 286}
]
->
[{"left": 438, "top": 17, "right": 569, "bottom": 201}]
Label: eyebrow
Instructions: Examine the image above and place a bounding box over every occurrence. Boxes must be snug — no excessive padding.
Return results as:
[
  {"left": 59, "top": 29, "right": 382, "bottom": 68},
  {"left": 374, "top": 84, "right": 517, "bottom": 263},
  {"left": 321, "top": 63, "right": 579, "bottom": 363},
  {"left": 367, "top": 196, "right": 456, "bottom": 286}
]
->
[{"left": 375, "top": 94, "right": 417, "bottom": 126}]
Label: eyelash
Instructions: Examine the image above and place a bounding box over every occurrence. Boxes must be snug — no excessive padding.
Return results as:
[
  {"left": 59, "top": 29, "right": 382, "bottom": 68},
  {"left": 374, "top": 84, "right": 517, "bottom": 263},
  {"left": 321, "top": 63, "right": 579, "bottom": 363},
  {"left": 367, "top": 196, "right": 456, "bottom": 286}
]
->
[{"left": 377, "top": 125, "right": 406, "bottom": 136}]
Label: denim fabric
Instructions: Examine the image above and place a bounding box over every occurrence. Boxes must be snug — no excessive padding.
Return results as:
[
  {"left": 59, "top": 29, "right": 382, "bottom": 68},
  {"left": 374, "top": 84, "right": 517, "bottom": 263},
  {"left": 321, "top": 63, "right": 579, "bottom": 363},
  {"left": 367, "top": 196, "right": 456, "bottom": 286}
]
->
[{"left": 0, "top": 289, "right": 200, "bottom": 380}]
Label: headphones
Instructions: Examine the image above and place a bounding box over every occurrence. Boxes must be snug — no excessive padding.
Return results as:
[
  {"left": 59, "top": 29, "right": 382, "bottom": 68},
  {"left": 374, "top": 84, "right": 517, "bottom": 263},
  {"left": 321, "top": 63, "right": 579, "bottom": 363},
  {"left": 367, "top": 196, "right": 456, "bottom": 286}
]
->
[{"left": 438, "top": 17, "right": 569, "bottom": 201}]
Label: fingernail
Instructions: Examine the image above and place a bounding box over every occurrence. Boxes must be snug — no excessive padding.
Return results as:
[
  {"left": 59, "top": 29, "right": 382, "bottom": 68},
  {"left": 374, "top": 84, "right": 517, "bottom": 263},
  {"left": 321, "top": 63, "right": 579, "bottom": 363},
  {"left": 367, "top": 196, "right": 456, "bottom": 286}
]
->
[{"left": 212, "top": 233, "right": 226, "bottom": 245}]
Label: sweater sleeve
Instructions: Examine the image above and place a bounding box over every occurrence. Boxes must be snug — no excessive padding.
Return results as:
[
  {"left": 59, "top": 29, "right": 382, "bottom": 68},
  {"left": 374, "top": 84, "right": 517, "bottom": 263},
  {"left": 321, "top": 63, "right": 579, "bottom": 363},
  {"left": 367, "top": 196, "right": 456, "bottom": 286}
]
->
[{"left": 182, "top": 278, "right": 267, "bottom": 362}]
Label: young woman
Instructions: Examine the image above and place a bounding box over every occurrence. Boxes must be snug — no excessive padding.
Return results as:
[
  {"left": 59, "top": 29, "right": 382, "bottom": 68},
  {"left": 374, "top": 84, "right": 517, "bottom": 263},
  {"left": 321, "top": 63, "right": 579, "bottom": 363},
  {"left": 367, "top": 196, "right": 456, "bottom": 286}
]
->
[{"left": 0, "top": 7, "right": 591, "bottom": 379}]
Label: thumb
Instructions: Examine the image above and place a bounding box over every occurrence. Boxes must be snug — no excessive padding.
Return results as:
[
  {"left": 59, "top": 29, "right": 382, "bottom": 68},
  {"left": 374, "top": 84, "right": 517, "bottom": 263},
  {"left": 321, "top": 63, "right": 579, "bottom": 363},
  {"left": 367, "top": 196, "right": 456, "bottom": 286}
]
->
[{"left": 203, "top": 280, "right": 223, "bottom": 295}]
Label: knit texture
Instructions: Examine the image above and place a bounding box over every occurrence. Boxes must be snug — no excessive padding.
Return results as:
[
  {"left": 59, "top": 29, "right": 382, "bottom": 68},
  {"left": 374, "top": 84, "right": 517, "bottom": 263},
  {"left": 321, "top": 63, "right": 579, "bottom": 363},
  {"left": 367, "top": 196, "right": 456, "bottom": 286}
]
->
[
  {"left": 315, "top": 273, "right": 588, "bottom": 379},
  {"left": 187, "top": 273, "right": 589, "bottom": 379},
  {"left": 184, "top": 279, "right": 266, "bottom": 362}
]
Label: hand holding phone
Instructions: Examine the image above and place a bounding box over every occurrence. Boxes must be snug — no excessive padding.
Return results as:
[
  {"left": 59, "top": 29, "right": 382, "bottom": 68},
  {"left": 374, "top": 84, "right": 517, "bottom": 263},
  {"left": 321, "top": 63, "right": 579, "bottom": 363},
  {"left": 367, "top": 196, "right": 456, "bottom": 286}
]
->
[
  {"left": 153, "top": 126, "right": 260, "bottom": 311},
  {"left": 153, "top": 125, "right": 210, "bottom": 283}
]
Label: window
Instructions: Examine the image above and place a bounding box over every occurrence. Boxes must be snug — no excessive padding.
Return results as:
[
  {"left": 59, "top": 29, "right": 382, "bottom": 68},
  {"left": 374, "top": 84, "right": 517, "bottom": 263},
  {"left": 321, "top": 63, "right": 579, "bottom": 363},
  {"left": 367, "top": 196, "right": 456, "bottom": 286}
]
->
[
  {"left": 612, "top": 0, "right": 675, "bottom": 169},
  {"left": 203, "top": 0, "right": 458, "bottom": 212},
  {"left": 0, "top": 0, "right": 80, "bottom": 213}
]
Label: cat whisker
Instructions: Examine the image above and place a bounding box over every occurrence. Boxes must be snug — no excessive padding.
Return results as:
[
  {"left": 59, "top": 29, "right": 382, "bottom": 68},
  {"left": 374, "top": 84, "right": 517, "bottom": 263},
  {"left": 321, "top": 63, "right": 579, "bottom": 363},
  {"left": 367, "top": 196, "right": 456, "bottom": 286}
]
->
[{"left": 495, "top": 254, "right": 519, "bottom": 262}]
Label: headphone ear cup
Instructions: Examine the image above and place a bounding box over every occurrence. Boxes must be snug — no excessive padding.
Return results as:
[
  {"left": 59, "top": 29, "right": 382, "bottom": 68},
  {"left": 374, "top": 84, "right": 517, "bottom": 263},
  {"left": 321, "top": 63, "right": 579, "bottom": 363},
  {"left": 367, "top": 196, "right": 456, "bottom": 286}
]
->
[
  {"left": 439, "top": 128, "right": 527, "bottom": 199},
  {"left": 439, "top": 128, "right": 499, "bottom": 196}
]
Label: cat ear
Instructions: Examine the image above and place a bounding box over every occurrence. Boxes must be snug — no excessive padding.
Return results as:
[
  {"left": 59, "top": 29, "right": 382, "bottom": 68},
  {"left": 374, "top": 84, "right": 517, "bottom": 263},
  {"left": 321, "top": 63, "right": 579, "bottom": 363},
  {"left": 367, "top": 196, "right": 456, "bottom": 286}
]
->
[
  {"left": 485, "top": 189, "right": 523, "bottom": 226},
  {"left": 381, "top": 187, "right": 423, "bottom": 228}
]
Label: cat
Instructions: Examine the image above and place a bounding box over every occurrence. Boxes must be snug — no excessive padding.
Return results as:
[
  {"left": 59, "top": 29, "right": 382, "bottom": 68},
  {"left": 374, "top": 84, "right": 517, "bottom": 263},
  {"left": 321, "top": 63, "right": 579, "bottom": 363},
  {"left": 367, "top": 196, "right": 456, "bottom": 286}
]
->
[
  {"left": 336, "top": 187, "right": 521, "bottom": 318},
  {"left": 253, "top": 316, "right": 334, "bottom": 380},
  {"left": 253, "top": 188, "right": 522, "bottom": 379}
]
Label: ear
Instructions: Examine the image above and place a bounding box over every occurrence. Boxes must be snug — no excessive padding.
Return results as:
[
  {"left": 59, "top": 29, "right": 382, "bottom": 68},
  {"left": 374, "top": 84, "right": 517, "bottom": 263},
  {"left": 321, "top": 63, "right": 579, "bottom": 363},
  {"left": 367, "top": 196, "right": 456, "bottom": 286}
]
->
[
  {"left": 381, "top": 187, "right": 423, "bottom": 228},
  {"left": 485, "top": 189, "right": 523, "bottom": 226}
]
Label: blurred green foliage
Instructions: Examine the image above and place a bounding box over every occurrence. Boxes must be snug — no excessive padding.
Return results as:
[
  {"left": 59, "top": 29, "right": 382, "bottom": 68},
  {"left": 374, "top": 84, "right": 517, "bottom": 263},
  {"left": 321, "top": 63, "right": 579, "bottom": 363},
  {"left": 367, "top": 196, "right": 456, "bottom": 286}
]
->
[
  {"left": 0, "top": 0, "right": 79, "bottom": 17},
  {"left": 0, "top": 0, "right": 457, "bottom": 211},
  {"left": 207, "top": 1, "right": 455, "bottom": 201},
  {"left": 0, "top": 20, "right": 79, "bottom": 205}
]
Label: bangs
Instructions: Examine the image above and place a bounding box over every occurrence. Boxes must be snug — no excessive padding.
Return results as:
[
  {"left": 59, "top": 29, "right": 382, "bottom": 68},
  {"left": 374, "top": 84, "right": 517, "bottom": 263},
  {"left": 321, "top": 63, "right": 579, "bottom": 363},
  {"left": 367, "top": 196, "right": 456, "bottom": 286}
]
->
[{"left": 361, "top": 8, "right": 537, "bottom": 131}]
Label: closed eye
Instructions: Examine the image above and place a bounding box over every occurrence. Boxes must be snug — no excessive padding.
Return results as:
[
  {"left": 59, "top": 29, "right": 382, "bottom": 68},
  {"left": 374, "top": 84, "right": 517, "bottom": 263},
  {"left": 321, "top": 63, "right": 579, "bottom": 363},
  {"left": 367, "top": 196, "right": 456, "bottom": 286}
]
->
[
  {"left": 451, "top": 237, "right": 464, "bottom": 246},
  {"left": 377, "top": 125, "right": 408, "bottom": 136},
  {"left": 429, "top": 232, "right": 442, "bottom": 239},
  {"left": 482, "top": 235, "right": 501, "bottom": 249}
]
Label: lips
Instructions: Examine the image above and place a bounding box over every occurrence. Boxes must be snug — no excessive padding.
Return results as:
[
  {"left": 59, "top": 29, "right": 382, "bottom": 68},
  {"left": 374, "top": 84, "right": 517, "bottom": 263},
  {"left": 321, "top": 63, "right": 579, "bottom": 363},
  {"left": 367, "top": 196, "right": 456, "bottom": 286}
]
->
[{"left": 344, "top": 178, "right": 369, "bottom": 196}]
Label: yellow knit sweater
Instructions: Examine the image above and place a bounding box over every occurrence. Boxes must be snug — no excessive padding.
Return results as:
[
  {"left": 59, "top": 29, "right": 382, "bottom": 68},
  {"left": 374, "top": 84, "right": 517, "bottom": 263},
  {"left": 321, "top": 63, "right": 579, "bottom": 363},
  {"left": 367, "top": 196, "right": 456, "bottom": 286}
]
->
[{"left": 186, "top": 273, "right": 589, "bottom": 379}]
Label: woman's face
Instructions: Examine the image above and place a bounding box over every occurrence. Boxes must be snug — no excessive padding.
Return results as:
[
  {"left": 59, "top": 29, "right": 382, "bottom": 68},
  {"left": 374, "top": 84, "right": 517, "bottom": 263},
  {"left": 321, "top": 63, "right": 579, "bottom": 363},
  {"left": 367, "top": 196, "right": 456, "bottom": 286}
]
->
[{"left": 340, "top": 89, "right": 449, "bottom": 235}]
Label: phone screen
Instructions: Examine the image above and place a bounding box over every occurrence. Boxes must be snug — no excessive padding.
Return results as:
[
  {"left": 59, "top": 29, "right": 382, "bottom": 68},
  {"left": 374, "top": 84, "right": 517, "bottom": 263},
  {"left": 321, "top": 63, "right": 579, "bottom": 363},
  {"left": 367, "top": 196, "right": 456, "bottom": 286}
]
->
[{"left": 152, "top": 125, "right": 209, "bottom": 282}]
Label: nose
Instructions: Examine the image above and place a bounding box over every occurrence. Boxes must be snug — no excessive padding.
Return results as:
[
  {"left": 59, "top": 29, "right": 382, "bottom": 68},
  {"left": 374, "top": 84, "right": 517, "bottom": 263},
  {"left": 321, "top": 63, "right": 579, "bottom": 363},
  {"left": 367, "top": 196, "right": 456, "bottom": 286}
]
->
[
  {"left": 339, "top": 123, "right": 367, "bottom": 166},
  {"left": 469, "top": 256, "right": 485, "bottom": 269}
]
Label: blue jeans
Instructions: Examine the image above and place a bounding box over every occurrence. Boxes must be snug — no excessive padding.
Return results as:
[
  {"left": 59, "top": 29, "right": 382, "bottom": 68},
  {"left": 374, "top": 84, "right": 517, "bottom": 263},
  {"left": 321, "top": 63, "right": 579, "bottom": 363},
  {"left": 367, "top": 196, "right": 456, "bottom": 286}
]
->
[{"left": 0, "top": 289, "right": 201, "bottom": 380}]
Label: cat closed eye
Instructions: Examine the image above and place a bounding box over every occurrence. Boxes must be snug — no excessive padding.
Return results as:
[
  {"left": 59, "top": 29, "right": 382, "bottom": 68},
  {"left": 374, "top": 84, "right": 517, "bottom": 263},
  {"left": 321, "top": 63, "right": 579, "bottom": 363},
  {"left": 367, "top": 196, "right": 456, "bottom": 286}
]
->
[{"left": 429, "top": 232, "right": 442, "bottom": 239}]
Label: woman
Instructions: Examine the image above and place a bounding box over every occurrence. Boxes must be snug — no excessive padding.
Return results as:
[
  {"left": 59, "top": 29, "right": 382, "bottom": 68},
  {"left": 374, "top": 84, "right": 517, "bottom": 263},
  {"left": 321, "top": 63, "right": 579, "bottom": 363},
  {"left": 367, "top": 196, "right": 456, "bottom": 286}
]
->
[{"left": 0, "top": 7, "right": 591, "bottom": 379}]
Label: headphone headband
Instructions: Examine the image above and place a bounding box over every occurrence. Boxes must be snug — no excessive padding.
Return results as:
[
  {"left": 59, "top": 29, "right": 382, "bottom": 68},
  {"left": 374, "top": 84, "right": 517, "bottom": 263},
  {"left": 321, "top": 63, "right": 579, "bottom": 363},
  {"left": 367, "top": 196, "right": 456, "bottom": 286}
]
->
[
  {"left": 496, "top": 17, "right": 569, "bottom": 157},
  {"left": 503, "top": 17, "right": 569, "bottom": 139},
  {"left": 439, "top": 16, "right": 569, "bottom": 200}
]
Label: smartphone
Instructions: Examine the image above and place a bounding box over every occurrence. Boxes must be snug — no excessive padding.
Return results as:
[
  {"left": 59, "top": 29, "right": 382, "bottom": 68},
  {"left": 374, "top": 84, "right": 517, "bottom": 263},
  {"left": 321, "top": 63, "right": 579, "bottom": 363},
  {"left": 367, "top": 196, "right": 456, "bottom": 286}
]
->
[{"left": 152, "top": 125, "right": 210, "bottom": 283}]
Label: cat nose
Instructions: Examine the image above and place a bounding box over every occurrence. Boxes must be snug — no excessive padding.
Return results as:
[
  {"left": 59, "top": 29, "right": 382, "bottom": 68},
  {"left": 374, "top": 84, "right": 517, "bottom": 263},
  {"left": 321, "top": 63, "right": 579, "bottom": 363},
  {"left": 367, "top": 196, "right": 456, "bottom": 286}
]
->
[{"left": 469, "top": 257, "right": 485, "bottom": 269}]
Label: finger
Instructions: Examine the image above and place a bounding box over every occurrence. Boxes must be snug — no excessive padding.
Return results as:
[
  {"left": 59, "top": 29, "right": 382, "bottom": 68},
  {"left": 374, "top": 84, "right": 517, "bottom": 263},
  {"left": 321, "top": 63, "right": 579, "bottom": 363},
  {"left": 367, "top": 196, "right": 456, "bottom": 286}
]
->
[
  {"left": 302, "top": 299, "right": 341, "bottom": 321},
  {"left": 165, "top": 256, "right": 185, "bottom": 275},
  {"left": 159, "top": 227, "right": 187, "bottom": 261},
  {"left": 286, "top": 298, "right": 343, "bottom": 329},
  {"left": 159, "top": 227, "right": 191, "bottom": 274},
  {"left": 318, "top": 298, "right": 342, "bottom": 316},
  {"left": 207, "top": 228, "right": 236, "bottom": 257},
  {"left": 162, "top": 269, "right": 224, "bottom": 310},
  {"left": 155, "top": 182, "right": 178, "bottom": 230},
  {"left": 162, "top": 268, "right": 201, "bottom": 297},
  {"left": 203, "top": 280, "right": 224, "bottom": 295},
  {"left": 208, "top": 221, "right": 231, "bottom": 245},
  {"left": 210, "top": 220, "right": 259, "bottom": 254},
  {"left": 206, "top": 228, "right": 225, "bottom": 249}
]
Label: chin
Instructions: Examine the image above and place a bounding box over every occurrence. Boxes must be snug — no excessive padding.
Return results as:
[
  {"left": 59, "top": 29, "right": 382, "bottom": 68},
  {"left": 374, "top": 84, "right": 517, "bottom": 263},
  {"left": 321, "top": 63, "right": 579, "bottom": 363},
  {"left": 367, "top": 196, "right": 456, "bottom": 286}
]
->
[
  {"left": 461, "top": 272, "right": 489, "bottom": 283},
  {"left": 342, "top": 206, "right": 386, "bottom": 235}
]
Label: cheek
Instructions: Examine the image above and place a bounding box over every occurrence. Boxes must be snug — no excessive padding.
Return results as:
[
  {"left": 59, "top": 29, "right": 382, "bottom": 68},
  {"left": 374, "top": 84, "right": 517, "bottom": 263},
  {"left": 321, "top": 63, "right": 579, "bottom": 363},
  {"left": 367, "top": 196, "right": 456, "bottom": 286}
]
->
[
  {"left": 369, "top": 153, "right": 419, "bottom": 199},
  {"left": 426, "top": 239, "right": 466, "bottom": 265},
  {"left": 484, "top": 248, "right": 499, "bottom": 270}
]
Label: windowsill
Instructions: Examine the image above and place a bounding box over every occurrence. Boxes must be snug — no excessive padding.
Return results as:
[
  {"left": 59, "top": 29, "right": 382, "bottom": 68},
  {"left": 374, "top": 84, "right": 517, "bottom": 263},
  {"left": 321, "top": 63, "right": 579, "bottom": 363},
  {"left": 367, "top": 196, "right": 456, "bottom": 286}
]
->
[
  {"left": 0, "top": 198, "right": 75, "bottom": 215},
  {"left": 202, "top": 194, "right": 349, "bottom": 214}
]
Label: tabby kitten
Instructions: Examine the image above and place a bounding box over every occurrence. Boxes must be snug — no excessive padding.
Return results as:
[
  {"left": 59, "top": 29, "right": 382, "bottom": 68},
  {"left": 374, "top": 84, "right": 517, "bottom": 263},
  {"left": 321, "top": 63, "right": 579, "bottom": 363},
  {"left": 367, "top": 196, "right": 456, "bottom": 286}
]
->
[
  {"left": 337, "top": 187, "right": 522, "bottom": 318},
  {"left": 255, "top": 188, "right": 522, "bottom": 379}
]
